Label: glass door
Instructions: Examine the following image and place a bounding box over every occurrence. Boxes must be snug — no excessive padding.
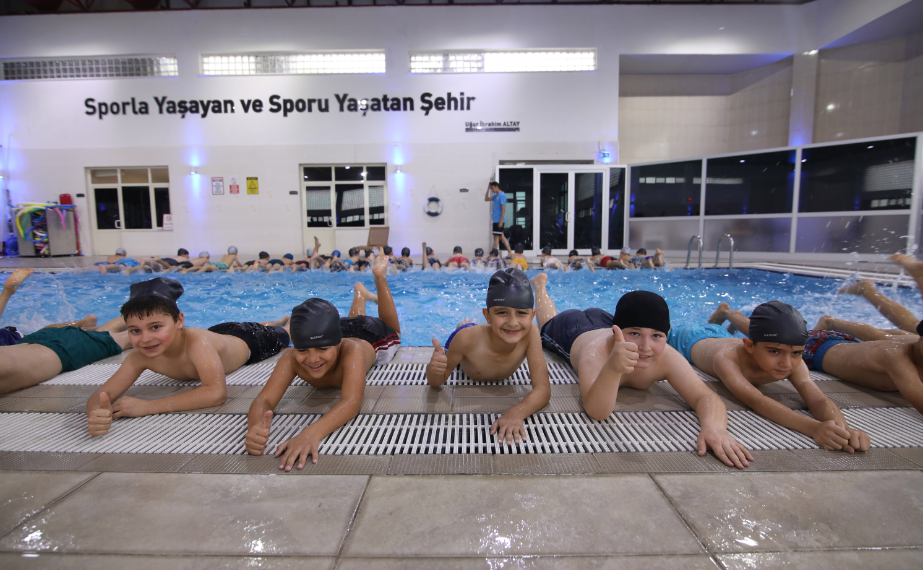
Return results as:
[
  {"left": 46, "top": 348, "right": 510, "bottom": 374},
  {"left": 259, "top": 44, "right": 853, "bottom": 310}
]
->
[{"left": 539, "top": 172, "right": 571, "bottom": 254}]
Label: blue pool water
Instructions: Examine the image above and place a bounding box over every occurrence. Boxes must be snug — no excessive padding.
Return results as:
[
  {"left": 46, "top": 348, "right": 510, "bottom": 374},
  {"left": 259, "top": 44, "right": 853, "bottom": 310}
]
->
[{"left": 2, "top": 269, "right": 922, "bottom": 346}]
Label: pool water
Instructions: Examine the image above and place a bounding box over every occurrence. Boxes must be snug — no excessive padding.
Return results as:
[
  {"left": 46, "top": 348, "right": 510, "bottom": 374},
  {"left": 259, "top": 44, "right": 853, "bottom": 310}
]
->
[{"left": 2, "top": 269, "right": 922, "bottom": 346}]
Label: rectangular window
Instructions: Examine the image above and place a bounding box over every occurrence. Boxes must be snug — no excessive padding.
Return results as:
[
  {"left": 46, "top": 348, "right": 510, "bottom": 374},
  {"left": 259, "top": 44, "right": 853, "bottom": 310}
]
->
[
  {"left": 705, "top": 151, "right": 795, "bottom": 215},
  {"left": 799, "top": 138, "right": 916, "bottom": 213},
  {"left": 121, "top": 187, "right": 152, "bottom": 229},
  {"left": 608, "top": 167, "right": 626, "bottom": 250},
  {"left": 369, "top": 186, "right": 385, "bottom": 225},
  {"left": 2, "top": 56, "right": 178, "bottom": 81},
  {"left": 302, "top": 165, "right": 387, "bottom": 229},
  {"left": 498, "top": 168, "right": 534, "bottom": 251},
  {"left": 306, "top": 187, "right": 333, "bottom": 228},
  {"left": 154, "top": 188, "right": 170, "bottom": 228},
  {"left": 94, "top": 188, "right": 119, "bottom": 230},
  {"left": 87, "top": 167, "right": 171, "bottom": 232},
  {"left": 630, "top": 161, "right": 702, "bottom": 218},
  {"left": 410, "top": 49, "right": 596, "bottom": 74},
  {"left": 201, "top": 52, "right": 385, "bottom": 76},
  {"left": 336, "top": 184, "right": 366, "bottom": 227}
]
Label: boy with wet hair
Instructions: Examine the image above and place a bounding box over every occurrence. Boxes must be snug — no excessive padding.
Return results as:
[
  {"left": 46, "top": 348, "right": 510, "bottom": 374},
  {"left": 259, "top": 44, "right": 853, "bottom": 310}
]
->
[
  {"left": 426, "top": 267, "right": 551, "bottom": 444},
  {"left": 447, "top": 246, "right": 470, "bottom": 269},
  {"left": 673, "top": 301, "right": 870, "bottom": 453},
  {"left": 86, "top": 277, "right": 290, "bottom": 436},
  {"left": 531, "top": 275, "right": 751, "bottom": 468},
  {"left": 244, "top": 257, "right": 401, "bottom": 468}
]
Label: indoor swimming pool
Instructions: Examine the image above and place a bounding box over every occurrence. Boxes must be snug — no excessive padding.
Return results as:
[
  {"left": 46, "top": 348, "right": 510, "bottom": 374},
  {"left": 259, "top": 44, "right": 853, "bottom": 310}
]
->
[{"left": 3, "top": 267, "right": 921, "bottom": 345}]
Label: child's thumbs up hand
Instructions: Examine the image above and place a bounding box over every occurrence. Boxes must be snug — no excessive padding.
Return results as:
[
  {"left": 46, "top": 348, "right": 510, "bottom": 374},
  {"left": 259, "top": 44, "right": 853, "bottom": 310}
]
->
[
  {"left": 246, "top": 410, "right": 273, "bottom": 456},
  {"left": 88, "top": 392, "right": 113, "bottom": 436},
  {"left": 608, "top": 326, "right": 638, "bottom": 374},
  {"left": 426, "top": 338, "right": 448, "bottom": 385}
]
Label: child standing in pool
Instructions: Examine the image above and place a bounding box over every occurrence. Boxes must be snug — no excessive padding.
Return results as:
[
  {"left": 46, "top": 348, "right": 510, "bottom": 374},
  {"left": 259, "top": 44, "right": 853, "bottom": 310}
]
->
[
  {"left": 86, "top": 277, "right": 290, "bottom": 436},
  {"left": 531, "top": 275, "right": 751, "bottom": 468},
  {"left": 672, "top": 301, "right": 870, "bottom": 453},
  {"left": 426, "top": 267, "right": 551, "bottom": 445},
  {"left": 244, "top": 256, "right": 401, "bottom": 469}
]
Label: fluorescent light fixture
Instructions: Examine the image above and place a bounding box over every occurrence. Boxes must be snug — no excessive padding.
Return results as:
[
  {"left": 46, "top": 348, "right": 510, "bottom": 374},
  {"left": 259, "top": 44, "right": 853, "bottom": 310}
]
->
[
  {"left": 201, "top": 52, "right": 385, "bottom": 76},
  {"left": 410, "top": 49, "right": 596, "bottom": 73},
  {"left": 2, "top": 55, "right": 177, "bottom": 81}
]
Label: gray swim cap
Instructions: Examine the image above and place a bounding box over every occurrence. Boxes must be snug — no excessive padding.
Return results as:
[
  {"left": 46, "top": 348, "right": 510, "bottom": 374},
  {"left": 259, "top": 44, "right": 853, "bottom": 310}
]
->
[
  {"left": 115, "top": 248, "right": 127, "bottom": 256},
  {"left": 620, "top": 247, "right": 631, "bottom": 255},
  {"left": 306, "top": 248, "right": 314, "bottom": 256},
  {"left": 228, "top": 246, "right": 238, "bottom": 255},
  {"left": 487, "top": 268, "right": 534, "bottom": 309},
  {"left": 199, "top": 251, "right": 209, "bottom": 258},
  {"left": 290, "top": 299, "right": 342, "bottom": 349},
  {"left": 749, "top": 301, "right": 808, "bottom": 346},
  {"left": 129, "top": 277, "right": 184, "bottom": 303}
]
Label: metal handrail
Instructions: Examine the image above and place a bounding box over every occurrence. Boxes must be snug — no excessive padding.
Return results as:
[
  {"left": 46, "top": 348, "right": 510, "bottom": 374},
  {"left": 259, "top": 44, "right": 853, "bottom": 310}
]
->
[
  {"left": 715, "top": 234, "right": 735, "bottom": 269},
  {"left": 685, "top": 235, "right": 703, "bottom": 269}
]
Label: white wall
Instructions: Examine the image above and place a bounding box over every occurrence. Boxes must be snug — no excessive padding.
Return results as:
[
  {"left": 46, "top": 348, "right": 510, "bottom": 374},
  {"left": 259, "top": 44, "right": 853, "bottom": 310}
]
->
[{"left": 0, "top": 4, "right": 910, "bottom": 257}]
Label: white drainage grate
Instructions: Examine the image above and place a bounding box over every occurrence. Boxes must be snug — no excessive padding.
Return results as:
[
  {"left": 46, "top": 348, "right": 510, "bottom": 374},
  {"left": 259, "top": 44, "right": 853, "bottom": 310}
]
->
[
  {"left": 2, "top": 408, "right": 920, "bottom": 455},
  {"left": 44, "top": 361, "right": 579, "bottom": 387}
]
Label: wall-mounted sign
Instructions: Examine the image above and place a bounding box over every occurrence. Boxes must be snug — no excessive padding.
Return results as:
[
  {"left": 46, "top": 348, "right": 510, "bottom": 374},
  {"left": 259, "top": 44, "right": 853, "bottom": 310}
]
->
[
  {"left": 162, "top": 214, "right": 173, "bottom": 231},
  {"left": 229, "top": 177, "right": 240, "bottom": 194},
  {"left": 247, "top": 177, "right": 259, "bottom": 195},
  {"left": 465, "top": 121, "right": 520, "bottom": 133},
  {"left": 211, "top": 177, "right": 224, "bottom": 195}
]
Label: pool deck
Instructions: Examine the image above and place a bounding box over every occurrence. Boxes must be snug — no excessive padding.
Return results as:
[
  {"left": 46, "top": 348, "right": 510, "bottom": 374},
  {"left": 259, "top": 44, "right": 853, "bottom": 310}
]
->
[{"left": 1, "top": 344, "right": 922, "bottom": 568}]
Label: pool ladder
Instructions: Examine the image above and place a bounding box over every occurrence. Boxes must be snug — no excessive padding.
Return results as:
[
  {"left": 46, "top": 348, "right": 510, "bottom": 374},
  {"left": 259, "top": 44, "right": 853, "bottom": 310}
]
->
[
  {"left": 715, "top": 233, "right": 735, "bottom": 269},
  {"left": 686, "top": 235, "right": 703, "bottom": 269}
]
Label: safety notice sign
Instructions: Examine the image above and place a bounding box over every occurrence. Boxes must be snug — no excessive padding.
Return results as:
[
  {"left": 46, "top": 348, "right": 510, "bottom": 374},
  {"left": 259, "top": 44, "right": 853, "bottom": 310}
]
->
[
  {"left": 229, "top": 177, "right": 240, "bottom": 194},
  {"left": 247, "top": 177, "right": 259, "bottom": 195}
]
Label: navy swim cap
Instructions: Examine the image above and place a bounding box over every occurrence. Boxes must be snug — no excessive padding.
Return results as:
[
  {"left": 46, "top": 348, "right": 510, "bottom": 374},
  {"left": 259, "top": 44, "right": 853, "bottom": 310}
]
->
[
  {"left": 490, "top": 248, "right": 499, "bottom": 256},
  {"left": 383, "top": 246, "right": 393, "bottom": 255},
  {"left": 591, "top": 247, "right": 600, "bottom": 256},
  {"left": 426, "top": 247, "right": 434, "bottom": 255},
  {"left": 568, "top": 249, "right": 578, "bottom": 257},
  {"left": 541, "top": 246, "right": 552, "bottom": 255},
  {"left": 259, "top": 251, "right": 269, "bottom": 259},
  {"left": 453, "top": 246, "right": 462, "bottom": 254},
  {"left": 487, "top": 268, "right": 534, "bottom": 309},
  {"left": 749, "top": 301, "right": 808, "bottom": 346},
  {"left": 129, "top": 277, "right": 184, "bottom": 303},
  {"left": 290, "top": 299, "right": 342, "bottom": 349},
  {"left": 283, "top": 253, "right": 294, "bottom": 260},
  {"left": 348, "top": 248, "right": 359, "bottom": 257},
  {"left": 177, "top": 248, "right": 189, "bottom": 256},
  {"left": 637, "top": 248, "right": 647, "bottom": 255},
  {"left": 613, "top": 291, "right": 670, "bottom": 334},
  {"left": 401, "top": 247, "right": 411, "bottom": 256},
  {"left": 331, "top": 250, "right": 341, "bottom": 258},
  {"left": 474, "top": 248, "right": 484, "bottom": 257}
]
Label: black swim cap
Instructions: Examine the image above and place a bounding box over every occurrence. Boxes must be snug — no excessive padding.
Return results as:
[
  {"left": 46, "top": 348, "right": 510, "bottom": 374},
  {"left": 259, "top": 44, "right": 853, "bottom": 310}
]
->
[
  {"left": 749, "top": 301, "right": 808, "bottom": 346},
  {"left": 917, "top": 320, "right": 923, "bottom": 336},
  {"left": 290, "top": 299, "right": 342, "bottom": 349},
  {"left": 591, "top": 247, "right": 600, "bottom": 256},
  {"left": 348, "top": 248, "right": 358, "bottom": 257},
  {"left": 568, "top": 249, "right": 578, "bottom": 257},
  {"left": 490, "top": 248, "right": 499, "bottom": 256},
  {"left": 426, "top": 247, "right": 434, "bottom": 255},
  {"left": 453, "top": 246, "right": 462, "bottom": 254},
  {"left": 487, "top": 268, "right": 534, "bottom": 309},
  {"left": 541, "top": 246, "right": 552, "bottom": 255},
  {"left": 401, "top": 247, "right": 411, "bottom": 257},
  {"left": 637, "top": 248, "right": 647, "bottom": 255},
  {"left": 259, "top": 251, "right": 269, "bottom": 259},
  {"left": 613, "top": 291, "right": 670, "bottom": 333},
  {"left": 515, "top": 243, "right": 524, "bottom": 254},
  {"left": 129, "top": 277, "right": 184, "bottom": 303},
  {"left": 177, "top": 248, "right": 189, "bottom": 256},
  {"left": 383, "top": 246, "right": 393, "bottom": 255},
  {"left": 474, "top": 248, "right": 484, "bottom": 257}
]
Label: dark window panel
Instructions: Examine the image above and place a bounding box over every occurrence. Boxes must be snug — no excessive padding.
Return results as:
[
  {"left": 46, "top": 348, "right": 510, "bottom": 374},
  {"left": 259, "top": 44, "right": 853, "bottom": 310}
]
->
[
  {"left": 154, "top": 187, "right": 170, "bottom": 228},
  {"left": 574, "top": 172, "right": 603, "bottom": 250},
  {"left": 608, "top": 167, "right": 626, "bottom": 250},
  {"left": 366, "top": 166, "right": 386, "bottom": 181},
  {"left": 303, "top": 166, "right": 332, "bottom": 182},
  {"left": 94, "top": 188, "right": 119, "bottom": 230},
  {"left": 335, "top": 166, "right": 364, "bottom": 181},
  {"left": 121, "top": 186, "right": 152, "bottom": 229},
  {"left": 335, "top": 184, "right": 365, "bottom": 227},
  {"left": 705, "top": 151, "right": 795, "bottom": 216},
  {"left": 498, "top": 168, "right": 533, "bottom": 251},
  {"left": 630, "top": 161, "right": 702, "bottom": 218}
]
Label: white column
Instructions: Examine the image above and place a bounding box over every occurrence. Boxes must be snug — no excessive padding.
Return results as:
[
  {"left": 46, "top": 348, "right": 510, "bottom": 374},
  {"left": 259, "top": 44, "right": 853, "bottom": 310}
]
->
[{"left": 788, "top": 51, "right": 820, "bottom": 147}]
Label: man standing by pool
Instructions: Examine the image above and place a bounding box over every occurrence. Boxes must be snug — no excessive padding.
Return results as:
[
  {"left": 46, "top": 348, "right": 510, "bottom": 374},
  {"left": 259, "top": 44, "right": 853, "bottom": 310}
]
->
[{"left": 485, "top": 181, "right": 513, "bottom": 255}]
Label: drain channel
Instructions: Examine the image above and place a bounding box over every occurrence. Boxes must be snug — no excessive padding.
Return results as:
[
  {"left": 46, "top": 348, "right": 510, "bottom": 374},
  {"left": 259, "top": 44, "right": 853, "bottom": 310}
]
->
[
  {"left": 44, "top": 361, "right": 579, "bottom": 387},
  {"left": 1, "top": 408, "right": 919, "bottom": 455}
]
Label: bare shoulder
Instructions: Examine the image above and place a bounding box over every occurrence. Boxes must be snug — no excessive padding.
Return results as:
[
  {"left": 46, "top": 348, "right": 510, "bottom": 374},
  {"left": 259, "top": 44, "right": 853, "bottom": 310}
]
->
[
  {"left": 339, "top": 337, "right": 376, "bottom": 369},
  {"left": 450, "top": 324, "right": 488, "bottom": 351}
]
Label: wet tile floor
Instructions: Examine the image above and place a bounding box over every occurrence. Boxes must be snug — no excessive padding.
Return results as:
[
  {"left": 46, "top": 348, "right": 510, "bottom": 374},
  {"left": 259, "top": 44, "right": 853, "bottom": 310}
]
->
[{"left": 1, "top": 347, "right": 922, "bottom": 568}]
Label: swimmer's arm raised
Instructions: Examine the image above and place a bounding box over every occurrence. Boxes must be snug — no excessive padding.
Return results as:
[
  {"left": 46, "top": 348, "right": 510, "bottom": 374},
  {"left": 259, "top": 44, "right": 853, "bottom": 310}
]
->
[
  {"left": 426, "top": 333, "right": 466, "bottom": 387},
  {"left": 579, "top": 326, "right": 637, "bottom": 420},
  {"left": 666, "top": 351, "right": 751, "bottom": 468}
]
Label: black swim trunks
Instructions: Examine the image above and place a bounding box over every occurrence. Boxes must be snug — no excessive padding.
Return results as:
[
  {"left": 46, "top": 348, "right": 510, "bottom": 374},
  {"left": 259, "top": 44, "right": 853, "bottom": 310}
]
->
[
  {"left": 176, "top": 261, "right": 194, "bottom": 269},
  {"left": 492, "top": 222, "right": 505, "bottom": 236},
  {"left": 340, "top": 316, "right": 401, "bottom": 365},
  {"left": 540, "top": 308, "right": 613, "bottom": 364},
  {"left": 160, "top": 258, "right": 179, "bottom": 267},
  {"left": 208, "top": 322, "right": 291, "bottom": 365}
]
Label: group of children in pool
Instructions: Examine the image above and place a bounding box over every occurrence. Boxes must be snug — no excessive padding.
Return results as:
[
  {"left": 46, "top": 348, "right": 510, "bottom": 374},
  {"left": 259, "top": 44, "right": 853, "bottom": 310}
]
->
[
  {"left": 6, "top": 252, "right": 923, "bottom": 469},
  {"left": 92, "top": 236, "right": 666, "bottom": 276}
]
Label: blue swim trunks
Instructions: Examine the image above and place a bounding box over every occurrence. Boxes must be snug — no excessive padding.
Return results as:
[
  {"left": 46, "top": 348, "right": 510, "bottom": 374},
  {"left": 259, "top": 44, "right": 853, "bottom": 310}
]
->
[
  {"left": 802, "top": 330, "right": 859, "bottom": 373},
  {"left": 115, "top": 258, "right": 139, "bottom": 268},
  {"left": 666, "top": 324, "right": 734, "bottom": 364},
  {"left": 445, "top": 323, "right": 477, "bottom": 351}
]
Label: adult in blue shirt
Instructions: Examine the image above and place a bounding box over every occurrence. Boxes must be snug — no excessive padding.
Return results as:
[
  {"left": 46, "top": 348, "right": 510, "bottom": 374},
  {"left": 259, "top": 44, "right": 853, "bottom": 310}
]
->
[{"left": 484, "top": 181, "right": 513, "bottom": 254}]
